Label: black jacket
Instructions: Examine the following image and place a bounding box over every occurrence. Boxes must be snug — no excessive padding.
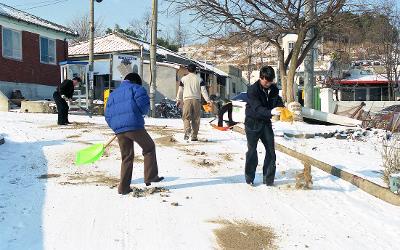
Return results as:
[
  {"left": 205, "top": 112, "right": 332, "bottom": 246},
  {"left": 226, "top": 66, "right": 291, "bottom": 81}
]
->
[
  {"left": 245, "top": 81, "right": 284, "bottom": 123},
  {"left": 57, "top": 80, "right": 74, "bottom": 99}
]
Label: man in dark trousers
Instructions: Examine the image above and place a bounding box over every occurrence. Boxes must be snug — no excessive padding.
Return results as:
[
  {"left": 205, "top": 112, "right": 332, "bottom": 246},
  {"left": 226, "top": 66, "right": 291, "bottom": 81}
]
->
[
  {"left": 105, "top": 73, "right": 163, "bottom": 195},
  {"left": 244, "top": 66, "right": 284, "bottom": 186},
  {"left": 209, "top": 94, "right": 237, "bottom": 127},
  {"left": 53, "top": 77, "right": 81, "bottom": 125}
]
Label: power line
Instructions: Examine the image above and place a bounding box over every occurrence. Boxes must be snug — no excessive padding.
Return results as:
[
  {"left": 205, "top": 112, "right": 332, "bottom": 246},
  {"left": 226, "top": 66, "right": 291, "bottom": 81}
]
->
[
  {"left": 14, "top": 0, "right": 59, "bottom": 7},
  {"left": 21, "top": 0, "right": 70, "bottom": 10}
]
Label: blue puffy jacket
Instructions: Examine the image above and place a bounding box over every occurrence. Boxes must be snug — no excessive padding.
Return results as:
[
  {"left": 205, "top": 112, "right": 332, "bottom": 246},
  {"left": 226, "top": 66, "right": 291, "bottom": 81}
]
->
[{"left": 105, "top": 80, "right": 150, "bottom": 134}]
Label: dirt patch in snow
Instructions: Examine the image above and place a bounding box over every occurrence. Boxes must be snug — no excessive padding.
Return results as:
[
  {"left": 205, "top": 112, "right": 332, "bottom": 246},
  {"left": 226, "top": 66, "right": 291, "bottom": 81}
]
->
[
  {"left": 130, "top": 186, "right": 170, "bottom": 198},
  {"left": 59, "top": 172, "right": 119, "bottom": 187},
  {"left": 192, "top": 158, "right": 215, "bottom": 168},
  {"left": 146, "top": 125, "right": 182, "bottom": 135},
  {"left": 209, "top": 220, "right": 278, "bottom": 250},
  {"left": 66, "top": 134, "right": 82, "bottom": 139},
  {"left": 38, "top": 174, "right": 61, "bottom": 179},
  {"left": 41, "top": 122, "right": 108, "bottom": 131},
  {"left": 154, "top": 135, "right": 177, "bottom": 147},
  {"left": 219, "top": 153, "right": 233, "bottom": 162}
]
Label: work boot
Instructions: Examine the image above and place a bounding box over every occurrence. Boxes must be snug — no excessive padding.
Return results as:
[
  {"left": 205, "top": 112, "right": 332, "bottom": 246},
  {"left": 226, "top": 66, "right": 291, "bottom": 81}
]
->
[
  {"left": 227, "top": 121, "right": 238, "bottom": 127},
  {"left": 245, "top": 176, "right": 254, "bottom": 185},
  {"left": 118, "top": 187, "right": 133, "bottom": 195},
  {"left": 191, "top": 137, "right": 198, "bottom": 141},
  {"left": 145, "top": 176, "right": 164, "bottom": 186},
  {"left": 263, "top": 176, "right": 274, "bottom": 186}
]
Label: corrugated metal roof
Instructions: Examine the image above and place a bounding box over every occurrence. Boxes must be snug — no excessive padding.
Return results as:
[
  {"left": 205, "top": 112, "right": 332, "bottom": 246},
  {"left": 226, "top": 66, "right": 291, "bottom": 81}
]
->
[{"left": 0, "top": 3, "right": 77, "bottom": 36}]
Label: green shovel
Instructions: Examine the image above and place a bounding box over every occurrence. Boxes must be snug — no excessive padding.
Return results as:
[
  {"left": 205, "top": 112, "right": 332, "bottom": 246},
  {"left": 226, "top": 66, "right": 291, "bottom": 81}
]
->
[{"left": 75, "top": 135, "right": 117, "bottom": 165}]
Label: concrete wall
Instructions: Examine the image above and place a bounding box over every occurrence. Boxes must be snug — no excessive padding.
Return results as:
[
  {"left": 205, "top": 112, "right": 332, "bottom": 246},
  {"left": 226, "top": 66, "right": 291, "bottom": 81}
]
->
[
  {"left": 0, "top": 90, "right": 9, "bottom": 111},
  {"left": 142, "top": 64, "right": 178, "bottom": 102},
  {"left": 217, "top": 65, "right": 248, "bottom": 98},
  {"left": 0, "top": 81, "right": 55, "bottom": 100}
]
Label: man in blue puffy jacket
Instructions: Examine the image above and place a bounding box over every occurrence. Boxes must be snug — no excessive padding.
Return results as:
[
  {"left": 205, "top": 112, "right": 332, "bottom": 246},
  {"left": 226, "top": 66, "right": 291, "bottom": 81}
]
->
[{"left": 105, "top": 73, "right": 164, "bottom": 194}]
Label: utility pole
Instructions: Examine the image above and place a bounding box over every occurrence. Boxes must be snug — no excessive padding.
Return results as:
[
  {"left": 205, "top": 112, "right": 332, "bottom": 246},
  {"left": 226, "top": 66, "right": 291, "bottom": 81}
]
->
[
  {"left": 149, "top": 0, "right": 158, "bottom": 117},
  {"left": 304, "top": 0, "right": 315, "bottom": 108},
  {"left": 88, "top": 0, "right": 95, "bottom": 109}
]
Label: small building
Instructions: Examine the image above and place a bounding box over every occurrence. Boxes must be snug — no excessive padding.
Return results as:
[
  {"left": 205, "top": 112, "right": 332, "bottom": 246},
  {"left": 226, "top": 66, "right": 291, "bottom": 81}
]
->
[
  {"left": 0, "top": 3, "right": 77, "bottom": 99},
  {"left": 68, "top": 32, "right": 230, "bottom": 102},
  {"left": 332, "top": 69, "right": 393, "bottom": 101}
]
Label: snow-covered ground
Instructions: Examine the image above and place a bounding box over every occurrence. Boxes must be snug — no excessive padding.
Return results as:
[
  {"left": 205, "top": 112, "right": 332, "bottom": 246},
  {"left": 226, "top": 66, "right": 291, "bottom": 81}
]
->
[{"left": 0, "top": 111, "right": 399, "bottom": 250}]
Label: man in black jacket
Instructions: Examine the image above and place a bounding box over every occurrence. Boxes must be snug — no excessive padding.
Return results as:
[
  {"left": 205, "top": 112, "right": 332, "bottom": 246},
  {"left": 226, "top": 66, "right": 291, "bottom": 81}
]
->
[
  {"left": 209, "top": 94, "right": 237, "bottom": 127},
  {"left": 244, "top": 66, "right": 284, "bottom": 186},
  {"left": 53, "top": 77, "right": 81, "bottom": 125}
]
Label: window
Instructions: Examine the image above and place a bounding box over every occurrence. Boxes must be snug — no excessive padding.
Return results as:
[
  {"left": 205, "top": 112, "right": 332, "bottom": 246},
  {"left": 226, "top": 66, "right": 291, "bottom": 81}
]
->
[
  {"left": 288, "top": 42, "right": 294, "bottom": 53},
  {"left": 40, "top": 36, "right": 56, "bottom": 64},
  {"left": 2, "top": 27, "right": 22, "bottom": 60}
]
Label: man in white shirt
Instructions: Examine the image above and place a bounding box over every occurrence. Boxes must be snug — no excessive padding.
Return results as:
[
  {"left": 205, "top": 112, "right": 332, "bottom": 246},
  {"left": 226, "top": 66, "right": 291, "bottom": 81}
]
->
[{"left": 176, "top": 64, "right": 211, "bottom": 141}]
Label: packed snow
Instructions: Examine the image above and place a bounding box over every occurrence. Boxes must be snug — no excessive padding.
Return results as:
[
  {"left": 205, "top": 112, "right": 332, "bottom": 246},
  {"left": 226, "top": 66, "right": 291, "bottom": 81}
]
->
[{"left": 0, "top": 111, "right": 399, "bottom": 250}]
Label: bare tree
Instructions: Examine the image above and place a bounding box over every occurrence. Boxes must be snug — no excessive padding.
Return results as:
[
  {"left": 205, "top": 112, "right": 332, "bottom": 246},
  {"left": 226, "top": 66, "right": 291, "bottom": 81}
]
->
[
  {"left": 129, "top": 11, "right": 151, "bottom": 42},
  {"left": 374, "top": 0, "right": 400, "bottom": 101},
  {"left": 174, "top": 15, "right": 188, "bottom": 47},
  {"left": 67, "top": 13, "right": 105, "bottom": 43},
  {"left": 167, "top": 0, "right": 348, "bottom": 103}
]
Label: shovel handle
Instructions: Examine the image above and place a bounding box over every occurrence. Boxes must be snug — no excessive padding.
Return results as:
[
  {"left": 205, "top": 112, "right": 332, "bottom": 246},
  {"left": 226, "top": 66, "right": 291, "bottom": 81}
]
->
[{"left": 104, "top": 135, "right": 117, "bottom": 149}]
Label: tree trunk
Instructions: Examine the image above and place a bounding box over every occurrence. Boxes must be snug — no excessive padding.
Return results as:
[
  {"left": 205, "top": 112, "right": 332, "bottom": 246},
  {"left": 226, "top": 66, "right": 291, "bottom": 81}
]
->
[
  {"left": 287, "top": 66, "right": 297, "bottom": 103},
  {"left": 277, "top": 49, "right": 287, "bottom": 102},
  {"left": 286, "top": 30, "right": 306, "bottom": 103}
]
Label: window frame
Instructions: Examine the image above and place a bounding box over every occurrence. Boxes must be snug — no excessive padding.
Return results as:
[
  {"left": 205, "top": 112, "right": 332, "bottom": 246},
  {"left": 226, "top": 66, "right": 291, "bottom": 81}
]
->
[
  {"left": 39, "top": 36, "right": 57, "bottom": 65},
  {"left": 1, "top": 27, "right": 22, "bottom": 61}
]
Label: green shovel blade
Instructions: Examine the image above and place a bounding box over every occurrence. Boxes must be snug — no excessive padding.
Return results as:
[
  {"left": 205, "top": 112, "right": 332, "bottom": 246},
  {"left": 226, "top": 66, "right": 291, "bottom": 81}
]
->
[{"left": 75, "top": 143, "right": 105, "bottom": 165}]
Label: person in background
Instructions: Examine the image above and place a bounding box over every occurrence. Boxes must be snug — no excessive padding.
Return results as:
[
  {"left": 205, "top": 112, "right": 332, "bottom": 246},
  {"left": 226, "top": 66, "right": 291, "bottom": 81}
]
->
[
  {"left": 244, "top": 66, "right": 284, "bottom": 186},
  {"left": 209, "top": 94, "right": 237, "bottom": 127},
  {"left": 105, "top": 73, "right": 163, "bottom": 195},
  {"left": 176, "top": 64, "right": 211, "bottom": 141},
  {"left": 53, "top": 77, "right": 81, "bottom": 125}
]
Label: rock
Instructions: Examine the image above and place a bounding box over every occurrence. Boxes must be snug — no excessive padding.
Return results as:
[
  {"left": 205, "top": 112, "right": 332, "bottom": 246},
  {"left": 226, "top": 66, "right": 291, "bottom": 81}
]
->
[
  {"left": 20, "top": 100, "right": 55, "bottom": 113},
  {"left": 335, "top": 134, "right": 347, "bottom": 140},
  {"left": 171, "top": 202, "right": 179, "bottom": 206}
]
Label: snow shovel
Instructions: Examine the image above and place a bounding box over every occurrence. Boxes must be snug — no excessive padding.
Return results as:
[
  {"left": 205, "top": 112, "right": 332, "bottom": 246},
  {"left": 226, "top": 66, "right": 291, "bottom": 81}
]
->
[
  {"left": 78, "top": 105, "right": 93, "bottom": 118},
  {"left": 75, "top": 135, "right": 117, "bottom": 165}
]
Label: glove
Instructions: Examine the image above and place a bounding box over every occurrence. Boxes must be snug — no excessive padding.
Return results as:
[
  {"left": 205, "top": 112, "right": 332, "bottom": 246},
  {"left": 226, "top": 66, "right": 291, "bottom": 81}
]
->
[{"left": 271, "top": 107, "right": 281, "bottom": 116}]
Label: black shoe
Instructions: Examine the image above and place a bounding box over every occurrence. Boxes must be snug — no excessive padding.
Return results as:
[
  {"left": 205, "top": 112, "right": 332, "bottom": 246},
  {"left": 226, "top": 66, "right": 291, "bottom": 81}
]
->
[
  {"left": 191, "top": 137, "right": 198, "bottom": 141},
  {"left": 263, "top": 176, "right": 274, "bottom": 186},
  {"left": 184, "top": 135, "right": 189, "bottom": 140},
  {"left": 227, "top": 121, "right": 238, "bottom": 126},
  {"left": 245, "top": 177, "right": 254, "bottom": 185},
  {"left": 145, "top": 176, "right": 164, "bottom": 186},
  {"left": 58, "top": 122, "right": 68, "bottom": 125},
  {"left": 118, "top": 187, "right": 133, "bottom": 195}
]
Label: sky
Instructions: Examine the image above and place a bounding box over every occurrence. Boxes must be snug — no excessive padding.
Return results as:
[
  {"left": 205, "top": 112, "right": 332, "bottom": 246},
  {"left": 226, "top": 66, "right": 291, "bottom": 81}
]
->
[{"left": 1, "top": 0, "right": 203, "bottom": 44}]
